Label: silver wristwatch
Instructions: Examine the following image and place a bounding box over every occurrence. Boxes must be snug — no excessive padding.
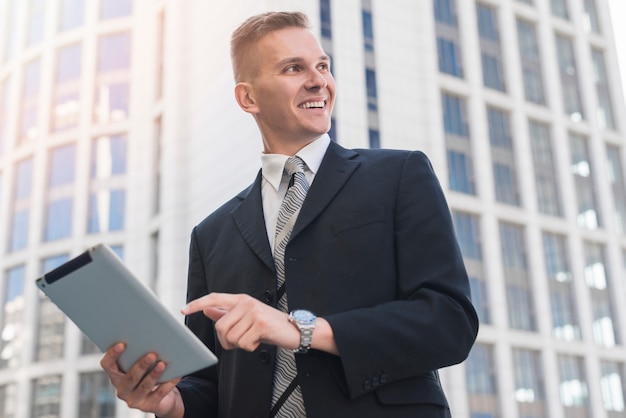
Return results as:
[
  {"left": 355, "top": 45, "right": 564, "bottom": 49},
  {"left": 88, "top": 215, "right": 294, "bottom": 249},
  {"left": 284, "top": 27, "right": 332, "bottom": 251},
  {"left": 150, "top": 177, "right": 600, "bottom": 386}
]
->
[{"left": 288, "top": 309, "right": 316, "bottom": 354}]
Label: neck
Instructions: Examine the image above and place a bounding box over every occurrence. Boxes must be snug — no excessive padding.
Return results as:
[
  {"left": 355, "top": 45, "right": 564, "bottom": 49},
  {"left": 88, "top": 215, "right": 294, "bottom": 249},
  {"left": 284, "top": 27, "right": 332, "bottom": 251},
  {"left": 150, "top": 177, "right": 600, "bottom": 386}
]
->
[{"left": 262, "top": 135, "right": 321, "bottom": 156}]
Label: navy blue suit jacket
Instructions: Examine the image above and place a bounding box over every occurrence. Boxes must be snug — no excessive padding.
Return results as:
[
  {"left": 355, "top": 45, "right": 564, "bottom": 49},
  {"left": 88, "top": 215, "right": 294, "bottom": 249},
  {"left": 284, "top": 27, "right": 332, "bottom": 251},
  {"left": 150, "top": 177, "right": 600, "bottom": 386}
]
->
[{"left": 177, "top": 141, "right": 478, "bottom": 418}]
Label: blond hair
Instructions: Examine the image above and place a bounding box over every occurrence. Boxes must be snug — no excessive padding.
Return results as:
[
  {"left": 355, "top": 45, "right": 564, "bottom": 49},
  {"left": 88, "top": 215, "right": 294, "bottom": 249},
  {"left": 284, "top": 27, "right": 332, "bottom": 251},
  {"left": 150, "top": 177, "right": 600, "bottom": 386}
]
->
[{"left": 230, "top": 11, "right": 310, "bottom": 82}]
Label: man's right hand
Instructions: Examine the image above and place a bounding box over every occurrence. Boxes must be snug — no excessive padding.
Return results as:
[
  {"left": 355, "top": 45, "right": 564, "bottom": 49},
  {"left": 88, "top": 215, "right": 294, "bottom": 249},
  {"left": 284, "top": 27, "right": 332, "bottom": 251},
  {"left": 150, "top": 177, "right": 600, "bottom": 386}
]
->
[{"left": 100, "top": 342, "right": 184, "bottom": 418}]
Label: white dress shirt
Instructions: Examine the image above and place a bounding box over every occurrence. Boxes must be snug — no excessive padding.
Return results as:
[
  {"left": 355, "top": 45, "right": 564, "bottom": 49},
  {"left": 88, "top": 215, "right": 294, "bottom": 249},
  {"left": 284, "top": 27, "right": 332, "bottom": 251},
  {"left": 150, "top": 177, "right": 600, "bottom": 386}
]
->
[{"left": 261, "top": 134, "right": 331, "bottom": 254}]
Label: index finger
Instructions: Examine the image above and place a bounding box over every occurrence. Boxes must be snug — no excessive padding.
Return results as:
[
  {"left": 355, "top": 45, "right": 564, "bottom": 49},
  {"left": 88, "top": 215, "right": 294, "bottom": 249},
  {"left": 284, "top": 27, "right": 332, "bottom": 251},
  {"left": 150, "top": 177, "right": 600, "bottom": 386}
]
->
[
  {"left": 181, "top": 292, "right": 234, "bottom": 316},
  {"left": 100, "top": 342, "right": 126, "bottom": 372}
]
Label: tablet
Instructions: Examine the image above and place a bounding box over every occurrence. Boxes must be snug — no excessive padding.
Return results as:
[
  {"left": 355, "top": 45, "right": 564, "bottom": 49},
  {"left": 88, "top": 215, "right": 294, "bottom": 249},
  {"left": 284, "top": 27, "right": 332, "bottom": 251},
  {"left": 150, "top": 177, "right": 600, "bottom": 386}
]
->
[{"left": 35, "top": 243, "right": 217, "bottom": 382}]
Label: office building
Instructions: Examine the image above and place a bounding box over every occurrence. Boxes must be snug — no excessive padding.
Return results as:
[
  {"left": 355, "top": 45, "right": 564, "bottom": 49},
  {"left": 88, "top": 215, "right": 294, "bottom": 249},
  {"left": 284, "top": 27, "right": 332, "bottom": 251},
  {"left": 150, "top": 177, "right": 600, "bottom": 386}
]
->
[{"left": 0, "top": 0, "right": 625, "bottom": 416}]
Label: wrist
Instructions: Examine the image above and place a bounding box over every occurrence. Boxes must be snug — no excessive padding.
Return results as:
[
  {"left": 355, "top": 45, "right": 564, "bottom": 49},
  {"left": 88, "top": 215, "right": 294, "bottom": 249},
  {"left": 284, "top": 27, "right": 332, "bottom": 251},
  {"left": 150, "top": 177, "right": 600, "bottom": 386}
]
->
[{"left": 156, "top": 387, "right": 184, "bottom": 418}]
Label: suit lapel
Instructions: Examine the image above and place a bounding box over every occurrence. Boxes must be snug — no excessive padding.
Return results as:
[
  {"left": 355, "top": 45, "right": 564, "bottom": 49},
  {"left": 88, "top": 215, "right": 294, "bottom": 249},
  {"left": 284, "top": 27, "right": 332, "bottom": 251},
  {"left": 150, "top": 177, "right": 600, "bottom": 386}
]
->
[
  {"left": 230, "top": 142, "right": 360, "bottom": 270},
  {"left": 231, "top": 171, "right": 276, "bottom": 272},
  {"left": 291, "top": 141, "right": 360, "bottom": 239}
]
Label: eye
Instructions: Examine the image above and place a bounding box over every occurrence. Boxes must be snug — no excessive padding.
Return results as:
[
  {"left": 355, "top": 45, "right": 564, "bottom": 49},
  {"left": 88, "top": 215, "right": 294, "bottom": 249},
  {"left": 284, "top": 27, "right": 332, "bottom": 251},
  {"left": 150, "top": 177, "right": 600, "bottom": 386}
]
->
[{"left": 284, "top": 65, "right": 300, "bottom": 73}]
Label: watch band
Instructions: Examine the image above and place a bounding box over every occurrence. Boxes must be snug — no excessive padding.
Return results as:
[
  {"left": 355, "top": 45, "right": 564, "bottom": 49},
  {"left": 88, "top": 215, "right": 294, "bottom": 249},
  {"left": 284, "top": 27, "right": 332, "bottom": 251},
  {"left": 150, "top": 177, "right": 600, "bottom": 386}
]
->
[{"left": 288, "top": 310, "right": 316, "bottom": 354}]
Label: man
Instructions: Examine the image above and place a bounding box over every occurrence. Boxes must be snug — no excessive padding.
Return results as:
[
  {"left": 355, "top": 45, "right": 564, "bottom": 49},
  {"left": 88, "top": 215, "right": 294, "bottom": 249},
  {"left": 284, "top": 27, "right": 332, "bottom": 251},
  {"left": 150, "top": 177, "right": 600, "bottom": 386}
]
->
[{"left": 101, "top": 11, "right": 478, "bottom": 418}]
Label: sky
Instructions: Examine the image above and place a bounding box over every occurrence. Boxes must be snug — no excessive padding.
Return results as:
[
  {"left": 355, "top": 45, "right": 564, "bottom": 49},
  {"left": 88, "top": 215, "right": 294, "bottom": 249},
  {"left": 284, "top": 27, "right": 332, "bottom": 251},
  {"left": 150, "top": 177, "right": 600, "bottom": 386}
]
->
[{"left": 608, "top": 0, "right": 626, "bottom": 106}]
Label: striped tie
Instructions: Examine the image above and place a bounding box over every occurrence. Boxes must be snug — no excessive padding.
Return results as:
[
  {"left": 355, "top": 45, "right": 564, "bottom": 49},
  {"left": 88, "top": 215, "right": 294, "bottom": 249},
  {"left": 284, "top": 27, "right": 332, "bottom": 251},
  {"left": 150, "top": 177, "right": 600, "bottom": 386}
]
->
[{"left": 271, "top": 156, "right": 309, "bottom": 418}]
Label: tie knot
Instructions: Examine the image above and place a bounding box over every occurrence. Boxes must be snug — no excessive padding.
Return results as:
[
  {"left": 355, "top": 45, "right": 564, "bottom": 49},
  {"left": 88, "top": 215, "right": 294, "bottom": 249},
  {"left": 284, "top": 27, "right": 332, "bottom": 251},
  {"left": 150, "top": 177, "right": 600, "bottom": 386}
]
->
[{"left": 284, "top": 156, "right": 306, "bottom": 176}]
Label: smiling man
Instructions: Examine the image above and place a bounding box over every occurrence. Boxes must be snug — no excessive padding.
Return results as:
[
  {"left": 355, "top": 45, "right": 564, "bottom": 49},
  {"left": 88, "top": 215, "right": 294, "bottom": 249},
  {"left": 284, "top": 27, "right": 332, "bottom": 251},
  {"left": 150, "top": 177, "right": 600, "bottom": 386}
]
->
[{"left": 100, "top": 11, "right": 478, "bottom": 418}]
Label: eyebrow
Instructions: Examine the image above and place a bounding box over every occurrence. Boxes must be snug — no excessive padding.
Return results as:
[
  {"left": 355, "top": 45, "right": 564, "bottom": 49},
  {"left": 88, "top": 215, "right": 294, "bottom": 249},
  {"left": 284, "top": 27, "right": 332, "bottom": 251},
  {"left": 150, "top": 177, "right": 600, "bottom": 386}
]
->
[{"left": 276, "top": 55, "right": 331, "bottom": 68}]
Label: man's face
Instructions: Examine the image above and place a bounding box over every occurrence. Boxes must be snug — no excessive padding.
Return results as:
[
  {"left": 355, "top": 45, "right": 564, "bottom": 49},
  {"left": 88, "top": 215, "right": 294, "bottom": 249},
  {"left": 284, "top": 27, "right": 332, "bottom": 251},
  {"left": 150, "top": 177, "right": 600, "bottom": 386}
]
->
[{"left": 243, "top": 27, "right": 336, "bottom": 149}]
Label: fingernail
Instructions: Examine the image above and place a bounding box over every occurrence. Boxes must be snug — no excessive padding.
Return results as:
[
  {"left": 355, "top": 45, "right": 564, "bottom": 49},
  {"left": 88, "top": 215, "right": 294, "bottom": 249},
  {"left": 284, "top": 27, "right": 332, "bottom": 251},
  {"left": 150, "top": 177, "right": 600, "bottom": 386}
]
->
[{"left": 155, "top": 361, "right": 166, "bottom": 372}]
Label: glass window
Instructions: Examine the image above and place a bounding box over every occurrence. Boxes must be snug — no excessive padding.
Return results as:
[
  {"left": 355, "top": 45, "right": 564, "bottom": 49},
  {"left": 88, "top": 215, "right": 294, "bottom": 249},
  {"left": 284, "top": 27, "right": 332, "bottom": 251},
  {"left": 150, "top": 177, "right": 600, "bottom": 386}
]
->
[
  {"left": 592, "top": 48, "right": 615, "bottom": 130},
  {"left": 443, "top": 93, "right": 469, "bottom": 137},
  {"left": 447, "top": 151, "right": 475, "bottom": 194},
  {"left": 513, "top": 348, "right": 546, "bottom": 416},
  {"left": 435, "top": 0, "right": 458, "bottom": 26},
  {"left": 551, "top": 0, "right": 569, "bottom": 19},
  {"left": 0, "top": 383, "right": 17, "bottom": 417},
  {"left": 0, "top": 265, "right": 25, "bottom": 369},
  {"left": 368, "top": 128, "right": 380, "bottom": 149},
  {"left": 45, "top": 144, "right": 75, "bottom": 241},
  {"left": 20, "top": 58, "right": 41, "bottom": 143},
  {"left": 517, "top": 19, "right": 545, "bottom": 105},
  {"left": 58, "top": 0, "right": 84, "bottom": 31},
  {"left": 45, "top": 198, "right": 73, "bottom": 241},
  {"left": 365, "top": 69, "right": 378, "bottom": 111},
  {"left": 88, "top": 189, "right": 126, "bottom": 233},
  {"left": 453, "top": 212, "right": 488, "bottom": 323},
  {"left": 26, "top": 0, "right": 46, "bottom": 47},
  {"left": 362, "top": 10, "right": 374, "bottom": 51},
  {"left": 95, "top": 32, "right": 131, "bottom": 123},
  {"left": 583, "top": 0, "right": 600, "bottom": 33},
  {"left": 488, "top": 108, "right": 519, "bottom": 206},
  {"left": 529, "top": 121, "right": 561, "bottom": 216},
  {"left": 477, "top": 4, "right": 498, "bottom": 41},
  {"left": 477, "top": 4, "right": 505, "bottom": 92},
  {"left": 466, "top": 344, "right": 500, "bottom": 417},
  {"left": 543, "top": 232, "right": 580, "bottom": 340},
  {"left": 481, "top": 54, "right": 505, "bottom": 91},
  {"left": 53, "top": 43, "right": 81, "bottom": 131},
  {"left": 10, "top": 158, "right": 33, "bottom": 251},
  {"left": 36, "top": 255, "right": 68, "bottom": 361},
  {"left": 9, "top": 210, "right": 29, "bottom": 252},
  {"left": 570, "top": 133, "right": 600, "bottom": 229},
  {"left": 91, "top": 135, "right": 127, "bottom": 178},
  {"left": 558, "top": 355, "right": 589, "bottom": 414},
  {"left": 453, "top": 211, "right": 482, "bottom": 260},
  {"left": 584, "top": 241, "right": 619, "bottom": 346},
  {"left": 49, "top": 143, "right": 76, "bottom": 187},
  {"left": 320, "top": 0, "right": 332, "bottom": 38},
  {"left": 97, "top": 33, "right": 131, "bottom": 72},
  {"left": 31, "top": 375, "right": 62, "bottom": 418},
  {"left": 79, "top": 372, "right": 116, "bottom": 418},
  {"left": 607, "top": 146, "right": 626, "bottom": 234},
  {"left": 500, "top": 222, "right": 536, "bottom": 331},
  {"left": 438, "top": 38, "right": 463, "bottom": 77},
  {"left": 435, "top": 0, "right": 463, "bottom": 78},
  {"left": 556, "top": 35, "right": 584, "bottom": 121},
  {"left": 601, "top": 362, "right": 626, "bottom": 415},
  {"left": 100, "top": 0, "right": 132, "bottom": 20},
  {"left": 443, "top": 93, "right": 474, "bottom": 194},
  {"left": 15, "top": 158, "right": 33, "bottom": 199}
]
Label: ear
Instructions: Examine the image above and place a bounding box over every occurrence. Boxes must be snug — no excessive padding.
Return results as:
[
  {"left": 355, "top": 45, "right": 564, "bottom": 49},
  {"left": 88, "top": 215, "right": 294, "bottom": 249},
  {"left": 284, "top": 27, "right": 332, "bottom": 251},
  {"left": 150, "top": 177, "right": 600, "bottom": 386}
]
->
[{"left": 234, "top": 82, "right": 259, "bottom": 114}]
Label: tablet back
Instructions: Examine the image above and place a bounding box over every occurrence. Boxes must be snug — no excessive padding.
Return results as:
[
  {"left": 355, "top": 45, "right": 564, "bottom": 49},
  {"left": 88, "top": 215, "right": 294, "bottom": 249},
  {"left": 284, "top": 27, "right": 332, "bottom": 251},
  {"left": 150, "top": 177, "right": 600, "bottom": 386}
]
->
[{"left": 35, "top": 243, "right": 217, "bottom": 382}]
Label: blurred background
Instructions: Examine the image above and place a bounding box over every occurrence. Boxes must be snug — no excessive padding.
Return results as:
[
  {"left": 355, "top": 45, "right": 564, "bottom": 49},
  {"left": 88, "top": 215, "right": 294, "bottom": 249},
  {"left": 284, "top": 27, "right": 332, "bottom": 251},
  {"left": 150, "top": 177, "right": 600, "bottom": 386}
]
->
[{"left": 0, "top": 0, "right": 625, "bottom": 417}]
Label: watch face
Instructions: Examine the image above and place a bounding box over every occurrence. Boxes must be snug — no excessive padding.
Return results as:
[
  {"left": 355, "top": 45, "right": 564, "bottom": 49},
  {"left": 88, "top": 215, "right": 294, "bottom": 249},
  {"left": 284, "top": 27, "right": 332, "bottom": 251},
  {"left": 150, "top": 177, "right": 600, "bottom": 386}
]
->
[{"left": 292, "top": 310, "right": 315, "bottom": 324}]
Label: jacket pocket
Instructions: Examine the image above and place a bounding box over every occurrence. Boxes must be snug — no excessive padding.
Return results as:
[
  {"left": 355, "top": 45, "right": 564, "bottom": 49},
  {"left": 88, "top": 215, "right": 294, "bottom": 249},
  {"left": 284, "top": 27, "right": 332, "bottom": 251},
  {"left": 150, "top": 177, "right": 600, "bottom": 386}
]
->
[
  {"left": 375, "top": 372, "right": 449, "bottom": 406},
  {"left": 331, "top": 205, "right": 386, "bottom": 236}
]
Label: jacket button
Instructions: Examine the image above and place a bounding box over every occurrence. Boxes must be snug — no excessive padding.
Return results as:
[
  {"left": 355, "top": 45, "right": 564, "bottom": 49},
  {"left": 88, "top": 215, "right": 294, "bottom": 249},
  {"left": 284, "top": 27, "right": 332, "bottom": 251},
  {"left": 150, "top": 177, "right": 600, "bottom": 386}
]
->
[
  {"left": 263, "top": 290, "right": 273, "bottom": 304},
  {"left": 380, "top": 374, "right": 388, "bottom": 384},
  {"left": 259, "top": 349, "right": 271, "bottom": 364},
  {"left": 372, "top": 376, "right": 380, "bottom": 387},
  {"left": 363, "top": 379, "right": 371, "bottom": 390}
]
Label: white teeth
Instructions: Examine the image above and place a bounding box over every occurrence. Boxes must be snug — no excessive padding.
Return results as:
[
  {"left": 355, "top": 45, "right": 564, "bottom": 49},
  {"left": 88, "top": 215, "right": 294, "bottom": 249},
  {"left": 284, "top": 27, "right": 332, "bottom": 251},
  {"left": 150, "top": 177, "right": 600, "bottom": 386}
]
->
[{"left": 299, "top": 101, "right": 325, "bottom": 109}]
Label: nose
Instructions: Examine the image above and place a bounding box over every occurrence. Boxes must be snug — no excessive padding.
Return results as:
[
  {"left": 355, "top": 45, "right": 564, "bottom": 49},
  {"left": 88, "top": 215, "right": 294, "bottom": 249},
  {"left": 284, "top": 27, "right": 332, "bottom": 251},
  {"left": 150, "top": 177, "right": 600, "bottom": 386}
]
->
[{"left": 305, "top": 69, "right": 327, "bottom": 90}]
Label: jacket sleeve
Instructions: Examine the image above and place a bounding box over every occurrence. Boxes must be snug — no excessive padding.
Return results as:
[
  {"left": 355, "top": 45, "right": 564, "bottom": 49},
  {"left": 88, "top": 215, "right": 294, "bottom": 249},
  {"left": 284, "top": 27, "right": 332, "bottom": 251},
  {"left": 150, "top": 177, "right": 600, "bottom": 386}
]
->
[
  {"left": 176, "top": 228, "right": 219, "bottom": 418},
  {"left": 325, "top": 151, "right": 479, "bottom": 400}
]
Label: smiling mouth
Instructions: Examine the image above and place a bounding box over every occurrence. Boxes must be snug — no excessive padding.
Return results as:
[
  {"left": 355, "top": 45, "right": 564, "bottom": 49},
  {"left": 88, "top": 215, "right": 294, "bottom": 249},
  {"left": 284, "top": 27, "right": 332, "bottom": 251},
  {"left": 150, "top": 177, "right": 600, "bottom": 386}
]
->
[{"left": 298, "top": 100, "right": 326, "bottom": 109}]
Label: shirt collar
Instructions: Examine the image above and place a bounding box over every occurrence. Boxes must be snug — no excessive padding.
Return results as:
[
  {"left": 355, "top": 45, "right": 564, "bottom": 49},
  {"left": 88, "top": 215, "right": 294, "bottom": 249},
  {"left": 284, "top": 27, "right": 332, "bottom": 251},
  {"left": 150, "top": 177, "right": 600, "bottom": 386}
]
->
[{"left": 261, "top": 134, "right": 331, "bottom": 191}]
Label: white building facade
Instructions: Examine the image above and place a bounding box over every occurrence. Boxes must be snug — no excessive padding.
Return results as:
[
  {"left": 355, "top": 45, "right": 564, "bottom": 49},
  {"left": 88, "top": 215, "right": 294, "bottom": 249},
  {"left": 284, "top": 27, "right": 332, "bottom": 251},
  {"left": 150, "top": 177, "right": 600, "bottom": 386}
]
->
[{"left": 0, "top": 0, "right": 625, "bottom": 417}]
